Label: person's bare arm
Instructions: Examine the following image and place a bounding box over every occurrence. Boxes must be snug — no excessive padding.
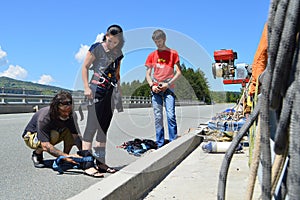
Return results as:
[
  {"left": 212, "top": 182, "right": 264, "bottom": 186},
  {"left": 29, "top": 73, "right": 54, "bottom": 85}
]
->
[
  {"left": 171, "top": 62, "right": 182, "bottom": 84},
  {"left": 146, "top": 67, "right": 153, "bottom": 86},
  {"left": 41, "top": 142, "right": 77, "bottom": 164},
  {"left": 82, "top": 51, "right": 95, "bottom": 99},
  {"left": 146, "top": 67, "right": 161, "bottom": 93}
]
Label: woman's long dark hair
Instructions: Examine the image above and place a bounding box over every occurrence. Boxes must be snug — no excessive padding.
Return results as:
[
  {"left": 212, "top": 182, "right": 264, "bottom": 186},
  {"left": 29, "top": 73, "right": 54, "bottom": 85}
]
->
[{"left": 49, "top": 90, "right": 73, "bottom": 120}]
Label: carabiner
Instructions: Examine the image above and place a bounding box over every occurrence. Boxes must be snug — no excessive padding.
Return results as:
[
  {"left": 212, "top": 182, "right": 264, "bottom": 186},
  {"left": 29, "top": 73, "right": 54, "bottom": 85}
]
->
[{"left": 98, "top": 77, "right": 106, "bottom": 84}]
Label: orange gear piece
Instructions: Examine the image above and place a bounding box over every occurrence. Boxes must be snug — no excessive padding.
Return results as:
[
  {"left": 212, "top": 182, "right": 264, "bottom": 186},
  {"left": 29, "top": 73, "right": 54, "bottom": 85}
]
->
[{"left": 248, "top": 23, "right": 268, "bottom": 96}]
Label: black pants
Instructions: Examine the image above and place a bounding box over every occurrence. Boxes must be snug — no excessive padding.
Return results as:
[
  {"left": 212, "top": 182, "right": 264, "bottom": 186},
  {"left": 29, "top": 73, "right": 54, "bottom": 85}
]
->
[{"left": 82, "top": 86, "right": 114, "bottom": 143}]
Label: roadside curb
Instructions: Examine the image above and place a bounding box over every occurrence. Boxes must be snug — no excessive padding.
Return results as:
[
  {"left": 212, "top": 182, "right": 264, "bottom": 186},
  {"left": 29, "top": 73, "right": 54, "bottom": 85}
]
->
[{"left": 68, "top": 129, "right": 203, "bottom": 200}]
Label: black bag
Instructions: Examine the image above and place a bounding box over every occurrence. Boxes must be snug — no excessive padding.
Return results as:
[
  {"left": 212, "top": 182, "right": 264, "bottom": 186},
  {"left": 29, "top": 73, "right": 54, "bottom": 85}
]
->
[{"left": 120, "top": 138, "right": 158, "bottom": 156}]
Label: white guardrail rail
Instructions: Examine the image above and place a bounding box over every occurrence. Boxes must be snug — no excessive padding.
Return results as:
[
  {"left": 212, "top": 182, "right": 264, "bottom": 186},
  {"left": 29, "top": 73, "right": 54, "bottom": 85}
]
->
[{"left": 0, "top": 91, "right": 203, "bottom": 114}]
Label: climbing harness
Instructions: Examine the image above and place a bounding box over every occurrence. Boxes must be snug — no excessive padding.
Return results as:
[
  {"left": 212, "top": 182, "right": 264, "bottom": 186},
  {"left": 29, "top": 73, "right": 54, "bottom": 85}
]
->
[{"left": 91, "top": 72, "right": 118, "bottom": 90}]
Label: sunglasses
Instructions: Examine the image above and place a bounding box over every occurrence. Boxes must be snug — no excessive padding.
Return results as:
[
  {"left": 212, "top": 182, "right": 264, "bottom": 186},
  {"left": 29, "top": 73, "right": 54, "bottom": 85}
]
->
[{"left": 59, "top": 100, "right": 72, "bottom": 106}]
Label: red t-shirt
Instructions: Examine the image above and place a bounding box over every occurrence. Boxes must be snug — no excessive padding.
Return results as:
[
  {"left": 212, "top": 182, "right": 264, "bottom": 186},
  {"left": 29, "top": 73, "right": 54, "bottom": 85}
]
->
[{"left": 145, "top": 49, "right": 179, "bottom": 82}]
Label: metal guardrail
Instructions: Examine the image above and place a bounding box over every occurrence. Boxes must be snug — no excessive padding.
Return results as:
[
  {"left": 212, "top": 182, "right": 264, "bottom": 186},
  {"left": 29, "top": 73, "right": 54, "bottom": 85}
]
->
[
  {"left": 0, "top": 93, "right": 152, "bottom": 114},
  {"left": 0, "top": 93, "right": 151, "bottom": 104},
  {"left": 0, "top": 92, "right": 203, "bottom": 114},
  {"left": 0, "top": 93, "right": 53, "bottom": 104}
]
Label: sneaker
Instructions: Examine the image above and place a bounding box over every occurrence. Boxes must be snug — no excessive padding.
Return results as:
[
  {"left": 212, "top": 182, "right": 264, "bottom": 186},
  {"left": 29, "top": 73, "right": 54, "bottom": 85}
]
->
[{"left": 31, "top": 151, "right": 44, "bottom": 168}]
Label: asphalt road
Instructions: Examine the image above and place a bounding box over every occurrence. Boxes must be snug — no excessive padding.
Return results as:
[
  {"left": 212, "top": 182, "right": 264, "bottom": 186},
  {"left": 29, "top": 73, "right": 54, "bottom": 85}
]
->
[{"left": 0, "top": 104, "right": 233, "bottom": 200}]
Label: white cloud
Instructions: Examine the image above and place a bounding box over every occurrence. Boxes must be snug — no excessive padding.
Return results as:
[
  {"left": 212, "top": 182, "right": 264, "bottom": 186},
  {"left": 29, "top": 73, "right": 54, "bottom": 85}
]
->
[
  {"left": 74, "top": 33, "right": 104, "bottom": 63},
  {"left": 0, "top": 47, "right": 8, "bottom": 66},
  {"left": 0, "top": 65, "right": 27, "bottom": 79},
  {"left": 95, "top": 33, "right": 104, "bottom": 43},
  {"left": 75, "top": 44, "right": 89, "bottom": 63},
  {"left": 37, "top": 74, "right": 54, "bottom": 85}
]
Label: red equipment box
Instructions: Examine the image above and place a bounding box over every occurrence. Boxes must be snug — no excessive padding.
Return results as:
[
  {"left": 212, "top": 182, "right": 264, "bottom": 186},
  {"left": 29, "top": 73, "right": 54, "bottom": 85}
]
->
[{"left": 214, "top": 49, "right": 236, "bottom": 61}]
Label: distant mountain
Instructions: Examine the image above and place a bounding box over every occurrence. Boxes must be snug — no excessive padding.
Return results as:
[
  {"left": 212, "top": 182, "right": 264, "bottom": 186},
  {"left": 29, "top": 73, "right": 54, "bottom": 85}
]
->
[{"left": 0, "top": 76, "right": 72, "bottom": 95}]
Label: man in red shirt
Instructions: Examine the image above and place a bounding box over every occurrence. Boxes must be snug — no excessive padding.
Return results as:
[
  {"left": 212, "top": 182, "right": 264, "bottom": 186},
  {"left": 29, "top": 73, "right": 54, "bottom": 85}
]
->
[{"left": 145, "top": 29, "right": 182, "bottom": 148}]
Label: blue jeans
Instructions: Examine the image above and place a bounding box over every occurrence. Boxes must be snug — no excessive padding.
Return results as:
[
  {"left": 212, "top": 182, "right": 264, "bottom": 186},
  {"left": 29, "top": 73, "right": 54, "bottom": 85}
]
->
[{"left": 152, "top": 89, "right": 177, "bottom": 148}]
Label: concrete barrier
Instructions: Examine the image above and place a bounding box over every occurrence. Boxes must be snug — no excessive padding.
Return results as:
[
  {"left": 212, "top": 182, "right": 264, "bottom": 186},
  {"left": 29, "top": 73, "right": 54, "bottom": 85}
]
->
[
  {"left": 68, "top": 129, "right": 203, "bottom": 200},
  {"left": 0, "top": 103, "right": 49, "bottom": 114}
]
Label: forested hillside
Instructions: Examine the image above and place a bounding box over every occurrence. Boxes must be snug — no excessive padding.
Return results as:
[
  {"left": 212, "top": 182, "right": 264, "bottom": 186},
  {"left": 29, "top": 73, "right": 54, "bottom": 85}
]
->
[{"left": 0, "top": 76, "right": 71, "bottom": 95}]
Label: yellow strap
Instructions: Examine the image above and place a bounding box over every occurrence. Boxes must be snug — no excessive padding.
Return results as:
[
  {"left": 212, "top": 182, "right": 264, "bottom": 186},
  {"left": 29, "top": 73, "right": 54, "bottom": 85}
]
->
[{"left": 253, "top": 77, "right": 260, "bottom": 109}]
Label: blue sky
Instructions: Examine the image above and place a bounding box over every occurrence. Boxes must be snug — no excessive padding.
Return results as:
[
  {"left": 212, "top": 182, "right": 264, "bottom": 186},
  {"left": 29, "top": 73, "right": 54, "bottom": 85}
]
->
[{"left": 0, "top": 0, "right": 270, "bottom": 91}]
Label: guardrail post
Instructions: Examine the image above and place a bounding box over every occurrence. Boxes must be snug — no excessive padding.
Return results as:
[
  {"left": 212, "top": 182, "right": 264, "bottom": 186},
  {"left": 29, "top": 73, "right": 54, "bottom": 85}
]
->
[{"left": 22, "top": 88, "right": 26, "bottom": 103}]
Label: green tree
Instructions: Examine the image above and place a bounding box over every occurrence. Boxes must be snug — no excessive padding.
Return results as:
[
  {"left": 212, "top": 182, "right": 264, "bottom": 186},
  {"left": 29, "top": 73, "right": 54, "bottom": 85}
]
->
[
  {"left": 178, "top": 63, "right": 211, "bottom": 104},
  {"left": 132, "top": 80, "right": 151, "bottom": 97}
]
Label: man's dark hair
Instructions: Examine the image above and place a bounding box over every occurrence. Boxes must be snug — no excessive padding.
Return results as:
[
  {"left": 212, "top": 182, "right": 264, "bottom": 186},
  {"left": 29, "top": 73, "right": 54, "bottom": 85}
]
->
[
  {"left": 152, "top": 29, "right": 166, "bottom": 41},
  {"left": 50, "top": 90, "right": 73, "bottom": 120}
]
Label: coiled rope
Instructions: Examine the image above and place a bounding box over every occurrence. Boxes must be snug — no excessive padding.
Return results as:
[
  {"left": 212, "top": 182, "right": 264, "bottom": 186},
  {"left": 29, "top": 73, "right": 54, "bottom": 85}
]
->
[
  {"left": 217, "top": 0, "right": 300, "bottom": 199},
  {"left": 246, "top": 115, "right": 261, "bottom": 200}
]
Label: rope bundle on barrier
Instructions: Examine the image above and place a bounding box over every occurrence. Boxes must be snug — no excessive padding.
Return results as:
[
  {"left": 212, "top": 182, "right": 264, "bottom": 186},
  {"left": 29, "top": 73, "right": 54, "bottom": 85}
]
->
[{"left": 217, "top": 0, "right": 300, "bottom": 199}]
